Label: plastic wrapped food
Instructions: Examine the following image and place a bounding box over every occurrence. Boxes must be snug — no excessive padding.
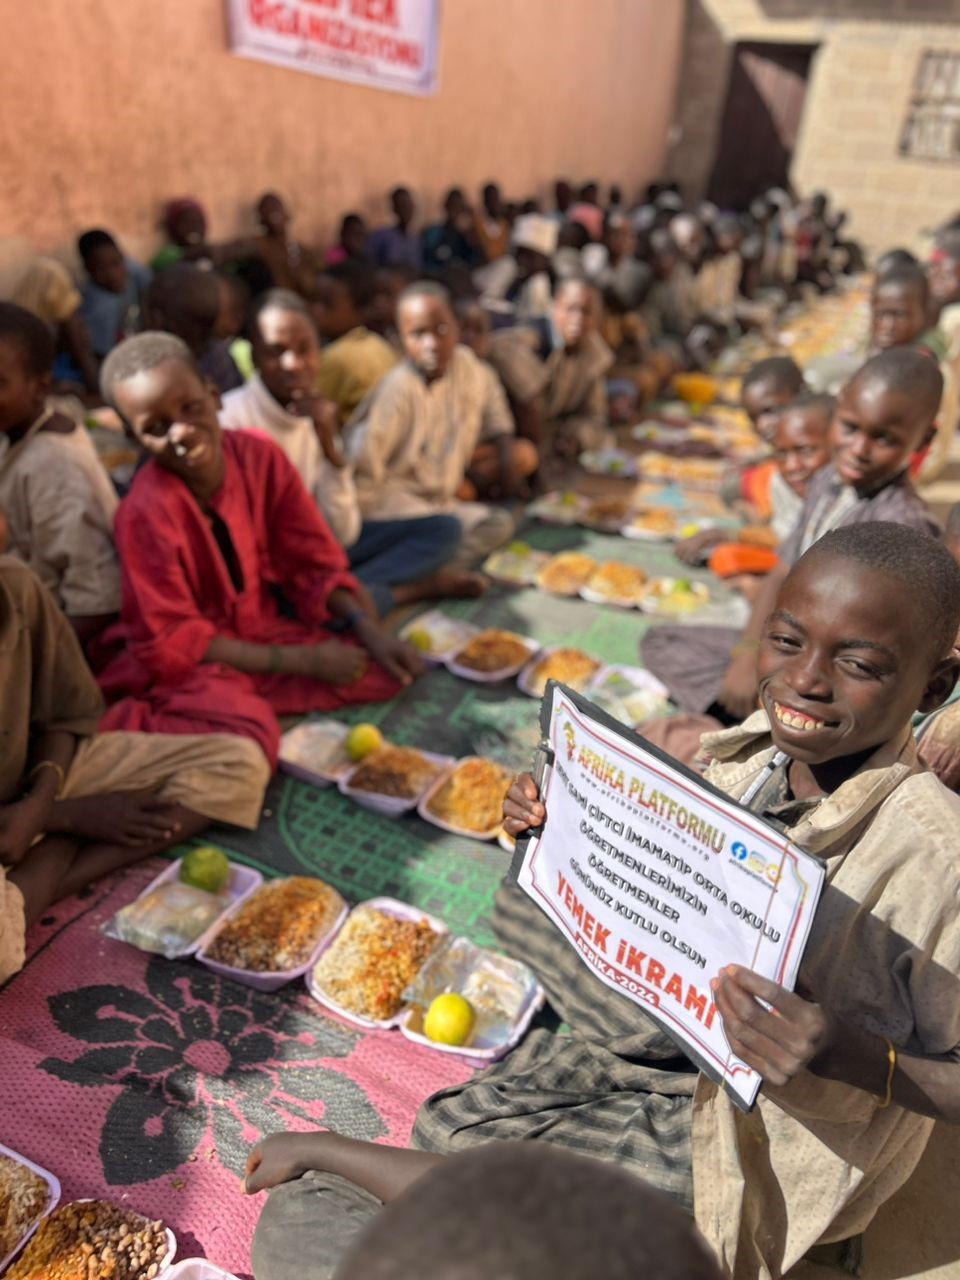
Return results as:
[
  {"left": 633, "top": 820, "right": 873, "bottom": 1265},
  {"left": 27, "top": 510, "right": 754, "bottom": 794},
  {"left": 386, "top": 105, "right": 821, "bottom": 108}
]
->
[{"left": 111, "top": 883, "right": 230, "bottom": 959}]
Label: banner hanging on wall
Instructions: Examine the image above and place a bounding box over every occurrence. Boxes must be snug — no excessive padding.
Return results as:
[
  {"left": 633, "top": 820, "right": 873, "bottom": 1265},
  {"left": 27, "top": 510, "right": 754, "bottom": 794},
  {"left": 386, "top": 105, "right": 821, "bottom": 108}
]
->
[{"left": 226, "top": 0, "right": 441, "bottom": 97}]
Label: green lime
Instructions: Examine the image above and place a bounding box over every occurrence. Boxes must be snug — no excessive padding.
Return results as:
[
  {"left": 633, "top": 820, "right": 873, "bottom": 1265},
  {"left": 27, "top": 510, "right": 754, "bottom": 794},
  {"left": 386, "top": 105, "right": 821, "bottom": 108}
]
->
[{"left": 179, "top": 846, "right": 230, "bottom": 894}]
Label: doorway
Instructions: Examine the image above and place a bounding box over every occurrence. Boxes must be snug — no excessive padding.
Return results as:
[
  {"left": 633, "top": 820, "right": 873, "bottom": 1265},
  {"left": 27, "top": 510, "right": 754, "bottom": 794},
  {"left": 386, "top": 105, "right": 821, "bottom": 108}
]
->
[{"left": 707, "top": 41, "right": 818, "bottom": 208}]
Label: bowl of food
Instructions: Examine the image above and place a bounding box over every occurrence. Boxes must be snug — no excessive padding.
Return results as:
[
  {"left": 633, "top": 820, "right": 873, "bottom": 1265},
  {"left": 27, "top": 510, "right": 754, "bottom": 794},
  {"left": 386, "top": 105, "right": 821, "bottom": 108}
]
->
[
  {"left": 639, "top": 577, "right": 711, "bottom": 618},
  {"left": 418, "top": 757, "right": 514, "bottom": 841},
  {"left": 278, "top": 719, "right": 356, "bottom": 786},
  {"left": 535, "top": 552, "right": 597, "bottom": 598},
  {"left": 526, "top": 490, "right": 587, "bottom": 525},
  {"left": 481, "top": 542, "right": 551, "bottom": 588},
  {"left": 307, "top": 899, "right": 446, "bottom": 1029},
  {"left": 6, "top": 1200, "right": 175, "bottom": 1280},
  {"left": 398, "top": 610, "right": 479, "bottom": 664},
  {"left": 579, "top": 496, "right": 632, "bottom": 534},
  {"left": 620, "top": 507, "right": 682, "bottom": 542},
  {"left": 338, "top": 745, "right": 454, "bottom": 816},
  {"left": 198, "top": 876, "right": 347, "bottom": 991},
  {"left": 517, "top": 648, "right": 602, "bottom": 699},
  {"left": 0, "top": 1146, "right": 60, "bottom": 1275},
  {"left": 579, "top": 561, "right": 649, "bottom": 609},
  {"left": 445, "top": 630, "right": 539, "bottom": 683},
  {"left": 104, "top": 857, "right": 262, "bottom": 960}
]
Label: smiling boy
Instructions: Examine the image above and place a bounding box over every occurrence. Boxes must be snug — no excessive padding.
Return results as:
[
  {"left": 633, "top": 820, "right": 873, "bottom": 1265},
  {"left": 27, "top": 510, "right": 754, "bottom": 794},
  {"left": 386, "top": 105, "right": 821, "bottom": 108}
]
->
[
  {"left": 95, "top": 333, "right": 420, "bottom": 768},
  {"left": 645, "top": 347, "right": 942, "bottom": 720},
  {"left": 243, "top": 523, "right": 960, "bottom": 1280}
]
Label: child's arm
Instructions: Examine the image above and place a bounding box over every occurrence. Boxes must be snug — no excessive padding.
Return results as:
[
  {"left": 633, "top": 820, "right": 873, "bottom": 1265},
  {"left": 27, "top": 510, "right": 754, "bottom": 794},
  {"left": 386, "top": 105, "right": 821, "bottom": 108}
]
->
[
  {"left": 244, "top": 1132, "right": 444, "bottom": 1202},
  {"left": 714, "top": 965, "right": 960, "bottom": 1123},
  {"left": 0, "top": 730, "right": 76, "bottom": 867}
]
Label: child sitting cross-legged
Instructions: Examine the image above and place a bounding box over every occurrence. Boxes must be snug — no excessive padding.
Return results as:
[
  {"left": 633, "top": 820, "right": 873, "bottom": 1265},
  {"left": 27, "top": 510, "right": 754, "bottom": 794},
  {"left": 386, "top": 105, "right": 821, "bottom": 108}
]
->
[
  {"left": 95, "top": 333, "right": 421, "bottom": 769},
  {"left": 0, "top": 556, "right": 268, "bottom": 987},
  {"left": 242, "top": 521, "right": 960, "bottom": 1280}
]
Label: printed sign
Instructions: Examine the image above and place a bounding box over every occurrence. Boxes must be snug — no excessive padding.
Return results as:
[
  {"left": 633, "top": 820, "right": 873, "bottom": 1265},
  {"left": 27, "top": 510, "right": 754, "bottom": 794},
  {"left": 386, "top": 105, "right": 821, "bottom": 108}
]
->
[
  {"left": 517, "top": 683, "right": 824, "bottom": 1109},
  {"left": 226, "top": 0, "right": 441, "bottom": 97}
]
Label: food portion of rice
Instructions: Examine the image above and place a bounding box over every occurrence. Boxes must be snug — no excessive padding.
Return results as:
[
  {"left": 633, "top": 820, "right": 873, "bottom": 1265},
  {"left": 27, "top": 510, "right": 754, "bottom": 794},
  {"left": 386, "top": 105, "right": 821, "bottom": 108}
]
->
[
  {"left": 425, "top": 758, "right": 513, "bottom": 834},
  {"left": 6, "top": 1200, "right": 168, "bottom": 1280},
  {"left": 453, "top": 630, "right": 531, "bottom": 673},
  {"left": 0, "top": 1154, "right": 49, "bottom": 1261},
  {"left": 311, "top": 906, "right": 442, "bottom": 1021},
  {"left": 204, "top": 876, "right": 344, "bottom": 972},
  {"left": 346, "top": 746, "right": 445, "bottom": 799}
]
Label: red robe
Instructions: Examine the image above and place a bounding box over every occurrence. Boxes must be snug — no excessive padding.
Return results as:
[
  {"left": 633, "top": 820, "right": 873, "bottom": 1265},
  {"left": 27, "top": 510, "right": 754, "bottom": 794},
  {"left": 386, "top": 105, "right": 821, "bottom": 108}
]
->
[{"left": 98, "top": 431, "right": 400, "bottom": 765}]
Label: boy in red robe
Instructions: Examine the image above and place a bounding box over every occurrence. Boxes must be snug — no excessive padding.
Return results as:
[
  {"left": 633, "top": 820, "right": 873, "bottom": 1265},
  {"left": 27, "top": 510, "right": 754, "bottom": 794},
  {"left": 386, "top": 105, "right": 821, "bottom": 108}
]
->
[{"left": 97, "top": 333, "right": 421, "bottom": 766}]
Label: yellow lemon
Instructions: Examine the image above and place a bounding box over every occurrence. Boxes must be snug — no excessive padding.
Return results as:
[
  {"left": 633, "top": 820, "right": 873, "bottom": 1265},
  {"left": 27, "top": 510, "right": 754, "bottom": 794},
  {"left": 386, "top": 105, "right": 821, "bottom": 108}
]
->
[
  {"left": 407, "top": 627, "right": 434, "bottom": 653},
  {"left": 346, "top": 723, "right": 384, "bottom": 762},
  {"left": 424, "top": 993, "right": 475, "bottom": 1047},
  {"left": 179, "top": 846, "right": 230, "bottom": 894}
]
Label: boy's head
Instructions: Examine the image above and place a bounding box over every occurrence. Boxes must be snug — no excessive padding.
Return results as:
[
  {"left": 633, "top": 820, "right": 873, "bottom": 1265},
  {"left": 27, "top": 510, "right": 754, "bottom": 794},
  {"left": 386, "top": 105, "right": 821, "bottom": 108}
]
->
[
  {"left": 334, "top": 1144, "right": 721, "bottom": 1280},
  {"left": 214, "top": 273, "right": 249, "bottom": 342},
  {"left": 482, "top": 182, "right": 502, "bottom": 217},
  {"left": 101, "top": 332, "right": 223, "bottom": 491},
  {"left": 713, "top": 213, "right": 743, "bottom": 255},
  {"left": 0, "top": 302, "right": 55, "bottom": 434},
  {"left": 871, "top": 264, "right": 930, "bottom": 350},
  {"left": 455, "top": 299, "right": 491, "bottom": 360},
  {"left": 145, "top": 264, "right": 220, "bottom": 357},
  {"left": 338, "top": 213, "right": 368, "bottom": 258},
  {"left": 257, "top": 191, "right": 290, "bottom": 236},
  {"left": 832, "top": 347, "right": 942, "bottom": 492},
  {"left": 741, "top": 357, "right": 806, "bottom": 442},
  {"left": 312, "top": 263, "right": 377, "bottom": 341},
  {"left": 78, "top": 229, "right": 127, "bottom": 294},
  {"left": 759, "top": 522, "right": 960, "bottom": 770},
  {"left": 554, "top": 179, "right": 573, "bottom": 214},
  {"left": 398, "top": 281, "right": 457, "bottom": 381},
  {"left": 579, "top": 181, "right": 599, "bottom": 206},
  {"left": 249, "top": 289, "right": 320, "bottom": 409},
  {"left": 553, "top": 278, "right": 600, "bottom": 352},
  {"left": 930, "top": 230, "right": 960, "bottom": 310},
  {"left": 945, "top": 502, "right": 960, "bottom": 566},
  {"left": 390, "top": 186, "right": 415, "bottom": 228},
  {"left": 512, "top": 214, "right": 558, "bottom": 280},
  {"left": 603, "top": 212, "right": 634, "bottom": 263},
  {"left": 163, "top": 197, "right": 207, "bottom": 248},
  {"left": 670, "top": 213, "right": 704, "bottom": 264},
  {"left": 772, "top": 393, "right": 833, "bottom": 497},
  {"left": 874, "top": 247, "right": 918, "bottom": 280}
]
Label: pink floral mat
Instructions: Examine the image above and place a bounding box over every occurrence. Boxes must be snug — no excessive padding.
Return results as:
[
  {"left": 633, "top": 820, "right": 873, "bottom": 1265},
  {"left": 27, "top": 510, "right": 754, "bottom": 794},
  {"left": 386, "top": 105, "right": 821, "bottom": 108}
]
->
[{"left": 0, "top": 862, "right": 472, "bottom": 1276}]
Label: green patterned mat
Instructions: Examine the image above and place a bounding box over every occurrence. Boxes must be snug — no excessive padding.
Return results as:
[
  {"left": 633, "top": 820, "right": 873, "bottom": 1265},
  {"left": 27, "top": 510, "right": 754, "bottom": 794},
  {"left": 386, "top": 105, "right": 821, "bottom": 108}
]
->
[{"left": 195, "top": 522, "right": 739, "bottom": 947}]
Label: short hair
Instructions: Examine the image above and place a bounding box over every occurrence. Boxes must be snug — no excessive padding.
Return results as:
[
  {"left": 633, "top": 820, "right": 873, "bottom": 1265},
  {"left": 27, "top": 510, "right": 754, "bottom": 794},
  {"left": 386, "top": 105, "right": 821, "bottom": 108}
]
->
[
  {"left": 743, "top": 356, "right": 805, "bottom": 397},
  {"left": 248, "top": 287, "right": 313, "bottom": 338},
  {"left": 146, "top": 262, "right": 219, "bottom": 318},
  {"left": 798, "top": 521, "right": 960, "bottom": 660},
  {"left": 339, "top": 212, "right": 365, "bottom": 236},
  {"left": 555, "top": 276, "right": 600, "bottom": 306},
  {"left": 0, "top": 302, "right": 55, "bottom": 377},
  {"left": 875, "top": 247, "right": 918, "bottom": 277},
  {"left": 77, "top": 228, "right": 118, "bottom": 262},
  {"left": 100, "top": 331, "right": 199, "bottom": 408},
  {"left": 334, "top": 1144, "right": 721, "bottom": 1280},
  {"left": 326, "top": 261, "right": 378, "bottom": 310},
  {"left": 874, "top": 262, "right": 929, "bottom": 304},
  {"left": 397, "top": 279, "right": 453, "bottom": 312},
  {"left": 846, "top": 346, "right": 943, "bottom": 422},
  {"left": 781, "top": 390, "right": 836, "bottom": 426}
]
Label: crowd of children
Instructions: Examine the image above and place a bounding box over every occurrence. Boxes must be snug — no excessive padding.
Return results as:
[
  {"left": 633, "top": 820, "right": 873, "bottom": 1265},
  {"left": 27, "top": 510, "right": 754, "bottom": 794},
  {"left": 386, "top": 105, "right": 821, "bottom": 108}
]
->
[{"left": 3, "top": 173, "right": 960, "bottom": 1279}]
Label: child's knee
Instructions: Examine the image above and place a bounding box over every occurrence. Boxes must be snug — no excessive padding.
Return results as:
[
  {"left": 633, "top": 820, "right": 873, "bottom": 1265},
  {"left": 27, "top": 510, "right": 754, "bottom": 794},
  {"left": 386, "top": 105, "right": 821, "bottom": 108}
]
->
[{"left": 512, "top": 438, "right": 539, "bottom": 476}]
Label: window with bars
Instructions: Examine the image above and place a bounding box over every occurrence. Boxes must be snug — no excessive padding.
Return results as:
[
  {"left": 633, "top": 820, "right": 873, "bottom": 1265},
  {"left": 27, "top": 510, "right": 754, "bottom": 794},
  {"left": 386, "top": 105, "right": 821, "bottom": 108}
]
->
[{"left": 899, "top": 49, "right": 960, "bottom": 161}]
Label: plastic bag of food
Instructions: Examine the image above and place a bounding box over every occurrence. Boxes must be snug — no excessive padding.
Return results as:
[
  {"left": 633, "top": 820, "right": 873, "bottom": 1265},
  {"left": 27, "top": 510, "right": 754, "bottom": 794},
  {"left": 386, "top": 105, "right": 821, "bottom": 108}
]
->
[{"left": 111, "top": 883, "right": 229, "bottom": 958}]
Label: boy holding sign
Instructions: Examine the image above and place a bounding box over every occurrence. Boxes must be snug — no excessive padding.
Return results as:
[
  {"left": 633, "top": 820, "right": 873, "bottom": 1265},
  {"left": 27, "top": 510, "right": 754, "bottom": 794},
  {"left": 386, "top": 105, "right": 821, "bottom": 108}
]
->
[{"left": 245, "top": 523, "right": 960, "bottom": 1280}]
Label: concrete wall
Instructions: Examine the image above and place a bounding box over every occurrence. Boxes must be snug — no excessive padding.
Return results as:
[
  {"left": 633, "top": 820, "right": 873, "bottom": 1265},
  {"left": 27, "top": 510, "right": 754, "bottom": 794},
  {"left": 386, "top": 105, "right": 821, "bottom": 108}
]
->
[
  {"left": 666, "top": 0, "right": 960, "bottom": 252},
  {"left": 0, "top": 0, "right": 684, "bottom": 262}
]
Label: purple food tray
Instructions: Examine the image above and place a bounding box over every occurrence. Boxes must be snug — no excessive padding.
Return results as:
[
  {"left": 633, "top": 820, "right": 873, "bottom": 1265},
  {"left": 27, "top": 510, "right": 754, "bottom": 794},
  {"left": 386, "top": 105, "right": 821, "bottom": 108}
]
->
[
  {"left": 102, "top": 858, "right": 264, "bottom": 959},
  {"left": 0, "top": 1144, "right": 60, "bottom": 1274},
  {"left": 338, "top": 752, "right": 455, "bottom": 816},
  {"left": 305, "top": 897, "right": 449, "bottom": 1030},
  {"left": 197, "top": 880, "right": 348, "bottom": 992},
  {"left": 445, "top": 634, "right": 540, "bottom": 684},
  {"left": 416, "top": 758, "right": 508, "bottom": 842}
]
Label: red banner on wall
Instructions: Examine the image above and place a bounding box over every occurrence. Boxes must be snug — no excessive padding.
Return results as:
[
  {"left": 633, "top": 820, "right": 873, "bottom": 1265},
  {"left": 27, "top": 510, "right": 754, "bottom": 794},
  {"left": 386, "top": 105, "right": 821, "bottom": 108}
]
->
[{"left": 226, "top": 0, "right": 441, "bottom": 97}]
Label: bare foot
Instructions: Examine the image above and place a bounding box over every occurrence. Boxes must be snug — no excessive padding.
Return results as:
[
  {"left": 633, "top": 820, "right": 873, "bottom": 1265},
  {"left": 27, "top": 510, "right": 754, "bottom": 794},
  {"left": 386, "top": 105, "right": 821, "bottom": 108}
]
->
[{"left": 396, "top": 570, "right": 488, "bottom": 605}]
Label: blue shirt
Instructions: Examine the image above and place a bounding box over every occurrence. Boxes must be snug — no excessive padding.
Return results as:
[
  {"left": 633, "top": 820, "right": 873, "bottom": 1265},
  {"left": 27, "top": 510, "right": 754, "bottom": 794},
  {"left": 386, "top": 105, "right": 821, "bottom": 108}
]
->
[
  {"left": 80, "top": 258, "right": 152, "bottom": 357},
  {"left": 366, "top": 226, "right": 422, "bottom": 271}
]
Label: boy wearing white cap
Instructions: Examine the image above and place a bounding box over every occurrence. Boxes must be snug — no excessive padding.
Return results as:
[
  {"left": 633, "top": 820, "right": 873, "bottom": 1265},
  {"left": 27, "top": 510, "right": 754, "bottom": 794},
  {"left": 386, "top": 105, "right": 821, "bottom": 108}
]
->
[{"left": 475, "top": 214, "right": 557, "bottom": 320}]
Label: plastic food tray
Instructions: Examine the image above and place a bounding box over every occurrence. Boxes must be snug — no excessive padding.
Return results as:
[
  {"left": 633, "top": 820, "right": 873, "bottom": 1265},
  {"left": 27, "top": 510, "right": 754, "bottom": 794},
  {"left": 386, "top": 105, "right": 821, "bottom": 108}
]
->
[
  {"left": 445, "top": 634, "right": 540, "bottom": 684},
  {"left": 65, "top": 1202, "right": 176, "bottom": 1277},
  {"left": 534, "top": 557, "right": 598, "bottom": 598},
  {"left": 517, "top": 648, "right": 602, "bottom": 700},
  {"left": 579, "top": 578, "right": 647, "bottom": 610},
  {"left": 278, "top": 720, "right": 353, "bottom": 788},
  {"left": 0, "top": 1144, "right": 61, "bottom": 1275},
  {"left": 338, "top": 751, "right": 455, "bottom": 816},
  {"left": 102, "top": 858, "right": 264, "bottom": 959},
  {"left": 481, "top": 547, "right": 551, "bottom": 588},
  {"left": 584, "top": 664, "right": 670, "bottom": 723},
  {"left": 398, "top": 965, "right": 545, "bottom": 1065},
  {"left": 196, "top": 879, "right": 348, "bottom": 992},
  {"left": 164, "top": 1262, "right": 241, "bottom": 1280},
  {"left": 638, "top": 578, "right": 711, "bottom": 617},
  {"left": 578, "top": 447, "right": 637, "bottom": 478},
  {"left": 398, "top": 610, "right": 479, "bottom": 664},
  {"left": 525, "top": 491, "right": 588, "bottom": 526},
  {"left": 416, "top": 758, "right": 511, "bottom": 842},
  {"left": 306, "top": 897, "right": 449, "bottom": 1030}
]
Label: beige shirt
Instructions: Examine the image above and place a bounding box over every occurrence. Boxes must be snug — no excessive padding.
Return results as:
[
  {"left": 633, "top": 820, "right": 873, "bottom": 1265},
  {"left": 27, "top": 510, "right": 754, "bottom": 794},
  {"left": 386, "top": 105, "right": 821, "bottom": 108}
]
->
[
  {"left": 693, "top": 711, "right": 960, "bottom": 1280},
  {"left": 220, "top": 374, "right": 362, "bottom": 547},
  {"left": 345, "top": 345, "right": 514, "bottom": 520},
  {"left": 488, "top": 326, "right": 613, "bottom": 427},
  {"left": 0, "top": 409, "right": 120, "bottom": 616}
]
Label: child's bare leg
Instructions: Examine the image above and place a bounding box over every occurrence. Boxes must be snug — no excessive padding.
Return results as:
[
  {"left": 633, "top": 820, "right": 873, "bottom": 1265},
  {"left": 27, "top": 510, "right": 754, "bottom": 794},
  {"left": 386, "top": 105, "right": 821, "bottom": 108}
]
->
[
  {"left": 390, "top": 571, "right": 487, "bottom": 605},
  {"left": 8, "top": 837, "right": 83, "bottom": 926}
]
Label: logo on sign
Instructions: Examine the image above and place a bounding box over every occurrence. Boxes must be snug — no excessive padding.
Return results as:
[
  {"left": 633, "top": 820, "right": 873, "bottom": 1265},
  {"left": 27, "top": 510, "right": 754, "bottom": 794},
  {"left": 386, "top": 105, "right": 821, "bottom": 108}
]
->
[{"left": 731, "top": 841, "right": 782, "bottom": 885}]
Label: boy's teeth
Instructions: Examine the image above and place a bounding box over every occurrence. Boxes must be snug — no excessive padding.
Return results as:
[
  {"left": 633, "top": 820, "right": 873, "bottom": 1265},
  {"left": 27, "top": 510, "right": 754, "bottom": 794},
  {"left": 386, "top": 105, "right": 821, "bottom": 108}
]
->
[{"left": 774, "top": 703, "right": 825, "bottom": 732}]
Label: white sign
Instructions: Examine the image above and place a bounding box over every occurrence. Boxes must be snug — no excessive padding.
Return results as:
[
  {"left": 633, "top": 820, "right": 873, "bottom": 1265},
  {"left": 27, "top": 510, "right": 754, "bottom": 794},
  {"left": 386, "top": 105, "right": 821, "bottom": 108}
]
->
[
  {"left": 226, "top": 0, "right": 441, "bottom": 98},
  {"left": 517, "top": 684, "right": 824, "bottom": 1109}
]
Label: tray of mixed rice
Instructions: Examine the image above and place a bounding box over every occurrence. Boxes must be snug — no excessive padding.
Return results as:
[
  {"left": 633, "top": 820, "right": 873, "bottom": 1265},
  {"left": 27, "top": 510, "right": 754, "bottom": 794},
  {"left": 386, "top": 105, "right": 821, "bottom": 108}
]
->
[
  {"left": 0, "top": 1145, "right": 60, "bottom": 1275},
  {"left": 338, "top": 746, "right": 454, "bottom": 816},
  {"left": 197, "top": 876, "right": 347, "bottom": 991},
  {"left": 445, "top": 630, "right": 539, "bottom": 683},
  {"left": 5, "top": 1199, "right": 175, "bottom": 1280},
  {"left": 307, "top": 899, "right": 447, "bottom": 1029},
  {"left": 417, "top": 757, "right": 514, "bottom": 841}
]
